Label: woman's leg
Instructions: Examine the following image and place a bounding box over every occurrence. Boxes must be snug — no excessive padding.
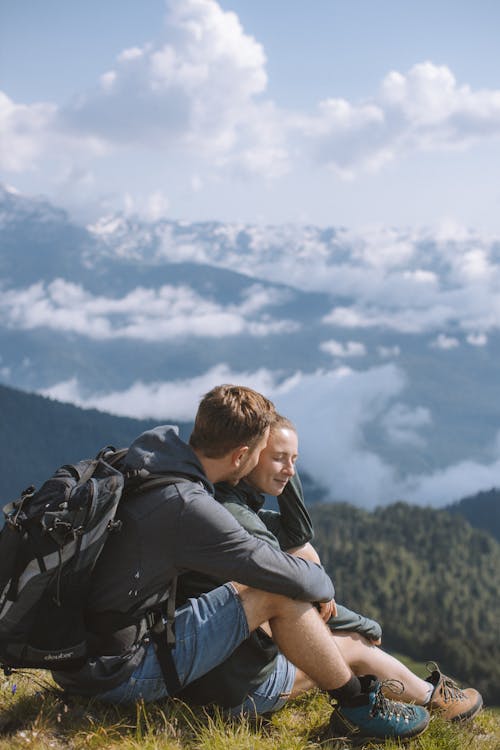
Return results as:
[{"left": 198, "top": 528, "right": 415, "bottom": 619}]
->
[{"left": 290, "top": 631, "right": 431, "bottom": 704}]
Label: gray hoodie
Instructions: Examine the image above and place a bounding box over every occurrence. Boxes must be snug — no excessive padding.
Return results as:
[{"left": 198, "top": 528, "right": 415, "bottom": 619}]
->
[{"left": 53, "top": 426, "right": 334, "bottom": 694}]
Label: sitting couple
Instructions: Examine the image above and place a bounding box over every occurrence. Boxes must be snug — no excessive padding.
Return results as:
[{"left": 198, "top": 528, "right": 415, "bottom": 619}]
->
[
  {"left": 176, "top": 413, "right": 482, "bottom": 729},
  {"left": 53, "top": 385, "right": 482, "bottom": 745}
]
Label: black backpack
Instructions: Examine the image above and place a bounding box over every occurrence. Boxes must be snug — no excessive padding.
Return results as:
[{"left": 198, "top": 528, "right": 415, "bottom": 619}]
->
[{"left": 0, "top": 447, "right": 178, "bottom": 681}]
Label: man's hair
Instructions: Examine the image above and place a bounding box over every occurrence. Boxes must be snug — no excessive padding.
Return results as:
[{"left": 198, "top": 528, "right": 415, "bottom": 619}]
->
[
  {"left": 271, "top": 414, "right": 296, "bottom": 434},
  {"left": 189, "top": 384, "right": 276, "bottom": 458}
]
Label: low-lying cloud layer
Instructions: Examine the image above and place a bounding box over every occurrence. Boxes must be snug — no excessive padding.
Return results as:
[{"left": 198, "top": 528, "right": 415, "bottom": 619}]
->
[
  {"left": 40, "top": 363, "right": 500, "bottom": 509},
  {"left": 0, "top": 279, "right": 297, "bottom": 340},
  {"left": 91, "top": 218, "right": 500, "bottom": 347}
]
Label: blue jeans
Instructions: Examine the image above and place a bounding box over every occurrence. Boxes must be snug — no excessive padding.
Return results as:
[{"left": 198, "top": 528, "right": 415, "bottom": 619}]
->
[
  {"left": 96, "top": 583, "right": 297, "bottom": 717},
  {"left": 227, "top": 652, "right": 296, "bottom": 717},
  {"left": 96, "top": 583, "right": 249, "bottom": 704}
]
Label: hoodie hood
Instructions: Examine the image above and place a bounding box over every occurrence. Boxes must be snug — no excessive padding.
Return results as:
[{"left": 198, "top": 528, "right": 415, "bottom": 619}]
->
[{"left": 125, "top": 425, "right": 213, "bottom": 492}]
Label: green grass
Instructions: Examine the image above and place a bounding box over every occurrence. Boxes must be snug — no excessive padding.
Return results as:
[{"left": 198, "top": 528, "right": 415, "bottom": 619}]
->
[{"left": 0, "top": 671, "right": 499, "bottom": 750}]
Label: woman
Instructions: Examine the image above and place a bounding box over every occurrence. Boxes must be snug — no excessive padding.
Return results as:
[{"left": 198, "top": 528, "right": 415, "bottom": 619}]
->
[{"left": 177, "top": 415, "right": 482, "bottom": 721}]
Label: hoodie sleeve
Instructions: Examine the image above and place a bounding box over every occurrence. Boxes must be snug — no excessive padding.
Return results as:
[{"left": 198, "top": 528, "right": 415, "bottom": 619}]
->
[
  {"left": 328, "top": 604, "right": 382, "bottom": 641},
  {"left": 258, "top": 472, "right": 314, "bottom": 550},
  {"left": 174, "top": 486, "right": 335, "bottom": 603}
]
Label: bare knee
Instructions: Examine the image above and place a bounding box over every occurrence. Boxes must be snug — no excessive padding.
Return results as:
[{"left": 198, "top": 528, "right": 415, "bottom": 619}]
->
[{"left": 231, "top": 583, "right": 311, "bottom": 632}]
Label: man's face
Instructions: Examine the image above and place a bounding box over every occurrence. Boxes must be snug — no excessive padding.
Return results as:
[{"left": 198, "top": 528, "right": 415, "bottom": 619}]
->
[{"left": 226, "top": 427, "right": 270, "bottom": 485}]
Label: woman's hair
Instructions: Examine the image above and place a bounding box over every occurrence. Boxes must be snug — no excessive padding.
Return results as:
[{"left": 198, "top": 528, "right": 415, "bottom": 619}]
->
[
  {"left": 189, "top": 384, "right": 276, "bottom": 458},
  {"left": 270, "top": 413, "right": 297, "bottom": 434}
]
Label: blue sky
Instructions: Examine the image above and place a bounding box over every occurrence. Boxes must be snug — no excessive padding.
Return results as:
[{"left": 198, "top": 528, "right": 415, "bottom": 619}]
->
[{"left": 2, "top": 0, "right": 500, "bottom": 230}]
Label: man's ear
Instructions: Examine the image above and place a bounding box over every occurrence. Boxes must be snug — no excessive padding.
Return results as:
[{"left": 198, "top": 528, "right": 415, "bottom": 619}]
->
[{"left": 231, "top": 445, "right": 249, "bottom": 468}]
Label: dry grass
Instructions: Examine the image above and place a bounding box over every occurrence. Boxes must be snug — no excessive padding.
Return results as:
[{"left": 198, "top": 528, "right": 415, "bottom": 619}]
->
[{"left": 0, "top": 671, "right": 498, "bottom": 750}]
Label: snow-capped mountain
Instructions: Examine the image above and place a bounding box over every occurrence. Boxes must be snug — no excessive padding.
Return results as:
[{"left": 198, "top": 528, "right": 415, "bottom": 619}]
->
[{"left": 1, "top": 183, "right": 500, "bottom": 508}]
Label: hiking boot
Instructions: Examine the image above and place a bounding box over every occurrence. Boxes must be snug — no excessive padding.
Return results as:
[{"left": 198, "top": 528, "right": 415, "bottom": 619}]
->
[
  {"left": 327, "top": 675, "right": 430, "bottom": 745},
  {"left": 426, "top": 662, "right": 483, "bottom": 722}
]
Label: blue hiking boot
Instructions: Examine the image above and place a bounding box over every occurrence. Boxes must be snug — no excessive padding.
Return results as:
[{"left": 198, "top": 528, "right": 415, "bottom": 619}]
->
[{"left": 327, "top": 675, "right": 430, "bottom": 745}]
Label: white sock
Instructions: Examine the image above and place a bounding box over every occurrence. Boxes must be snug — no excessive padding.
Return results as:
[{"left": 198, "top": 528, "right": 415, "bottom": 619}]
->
[{"left": 423, "top": 683, "right": 434, "bottom": 705}]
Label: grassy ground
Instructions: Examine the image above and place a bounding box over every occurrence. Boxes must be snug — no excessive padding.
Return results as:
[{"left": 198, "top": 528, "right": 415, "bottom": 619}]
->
[{"left": 0, "top": 671, "right": 499, "bottom": 750}]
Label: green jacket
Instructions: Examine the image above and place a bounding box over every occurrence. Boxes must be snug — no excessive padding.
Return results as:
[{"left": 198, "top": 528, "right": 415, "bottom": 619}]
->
[{"left": 177, "top": 472, "right": 381, "bottom": 708}]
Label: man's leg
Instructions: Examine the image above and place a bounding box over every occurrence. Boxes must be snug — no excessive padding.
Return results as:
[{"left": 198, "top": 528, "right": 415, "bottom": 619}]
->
[
  {"left": 234, "top": 584, "right": 353, "bottom": 691},
  {"left": 234, "top": 584, "right": 430, "bottom": 742}
]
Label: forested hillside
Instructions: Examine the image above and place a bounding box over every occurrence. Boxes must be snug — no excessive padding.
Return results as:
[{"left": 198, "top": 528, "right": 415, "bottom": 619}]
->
[
  {"left": 311, "top": 501, "right": 500, "bottom": 705},
  {"left": 0, "top": 384, "right": 191, "bottom": 502},
  {"left": 446, "top": 488, "right": 500, "bottom": 543}
]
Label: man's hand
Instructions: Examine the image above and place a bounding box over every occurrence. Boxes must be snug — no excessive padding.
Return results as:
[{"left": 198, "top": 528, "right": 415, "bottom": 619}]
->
[{"left": 317, "top": 599, "right": 337, "bottom": 622}]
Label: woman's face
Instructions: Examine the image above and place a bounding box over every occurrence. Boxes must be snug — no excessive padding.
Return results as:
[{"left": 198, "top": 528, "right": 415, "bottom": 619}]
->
[{"left": 246, "top": 426, "right": 298, "bottom": 496}]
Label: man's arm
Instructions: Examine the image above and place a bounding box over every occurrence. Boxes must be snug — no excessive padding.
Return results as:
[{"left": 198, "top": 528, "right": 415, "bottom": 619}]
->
[{"left": 175, "top": 488, "right": 335, "bottom": 603}]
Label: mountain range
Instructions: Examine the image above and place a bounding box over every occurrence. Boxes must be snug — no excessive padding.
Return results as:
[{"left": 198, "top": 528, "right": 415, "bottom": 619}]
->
[{"left": 1, "top": 184, "right": 500, "bottom": 508}]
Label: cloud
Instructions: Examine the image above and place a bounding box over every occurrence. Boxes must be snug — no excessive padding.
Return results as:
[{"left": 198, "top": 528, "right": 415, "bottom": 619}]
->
[
  {"left": 0, "top": 279, "right": 298, "bottom": 340},
  {"left": 431, "top": 333, "right": 460, "bottom": 350},
  {"left": 40, "top": 363, "right": 412, "bottom": 507},
  {"left": 320, "top": 339, "right": 366, "bottom": 358},
  {"left": 58, "top": 0, "right": 286, "bottom": 177},
  {"left": 39, "top": 362, "right": 500, "bottom": 508},
  {"left": 466, "top": 332, "right": 488, "bottom": 346},
  {"left": 85, "top": 217, "right": 500, "bottom": 343},
  {"left": 401, "top": 448, "right": 500, "bottom": 507},
  {"left": 0, "top": 0, "right": 286, "bottom": 186},
  {"left": 381, "top": 403, "right": 432, "bottom": 447},
  {"left": 4, "top": 0, "right": 500, "bottom": 203},
  {"left": 39, "top": 364, "right": 281, "bottom": 421},
  {"left": 298, "top": 61, "right": 500, "bottom": 174},
  {"left": 378, "top": 345, "right": 401, "bottom": 358},
  {"left": 0, "top": 92, "right": 57, "bottom": 172}
]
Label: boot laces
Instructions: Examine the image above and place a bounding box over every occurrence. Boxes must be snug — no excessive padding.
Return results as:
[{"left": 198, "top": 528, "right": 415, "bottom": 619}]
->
[
  {"left": 438, "top": 674, "right": 466, "bottom": 703},
  {"left": 426, "top": 661, "right": 466, "bottom": 704},
  {"left": 371, "top": 679, "right": 417, "bottom": 723}
]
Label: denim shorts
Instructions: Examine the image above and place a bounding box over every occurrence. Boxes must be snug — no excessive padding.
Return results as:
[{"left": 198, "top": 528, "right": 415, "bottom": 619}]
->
[
  {"left": 227, "top": 652, "right": 297, "bottom": 718},
  {"left": 95, "top": 583, "right": 249, "bottom": 704}
]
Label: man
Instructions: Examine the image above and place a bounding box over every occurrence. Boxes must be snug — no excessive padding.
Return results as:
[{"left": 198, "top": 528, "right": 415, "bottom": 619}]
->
[{"left": 53, "top": 384, "right": 430, "bottom": 744}]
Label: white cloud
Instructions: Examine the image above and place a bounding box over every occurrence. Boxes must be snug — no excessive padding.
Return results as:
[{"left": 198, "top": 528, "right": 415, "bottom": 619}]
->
[
  {"left": 4, "top": 0, "right": 500, "bottom": 201},
  {"left": 274, "top": 365, "right": 407, "bottom": 508},
  {"left": 0, "top": 279, "right": 298, "bottom": 340},
  {"left": 401, "top": 452, "right": 500, "bottom": 507},
  {"left": 0, "top": 91, "right": 57, "bottom": 172},
  {"left": 322, "top": 304, "right": 456, "bottom": 334},
  {"left": 40, "top": 364, "right": 282, "bottom": 421},
  {"left": 83, "top": 218, "right": 500, "bottom": 342},
  {"left": 295, "top": 61, "right": 500, "bottom": 174},
  {"left": 320, "top": 339, "right": 366, "bottom": 358},
  {"left": 381, "top": 403, "right": 432, "bottom": 447},
  {"left": 378, "top": 345, "right": 401, "bottom": 358},
  {"left": 431, "top": 333, "right": 460, "bottom": 350},
  {"left": 466, "top": 332, "right": 488, "bottom": 346},
  {"left": 38, "top": 362, "right": 500, "bottom": 508},
  {"left": 58, "top": 0, "right": 281, "bottom": 176}
]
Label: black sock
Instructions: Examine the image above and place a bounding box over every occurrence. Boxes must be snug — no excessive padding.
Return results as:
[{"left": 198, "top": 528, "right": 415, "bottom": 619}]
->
[{"left": 328, "top": 674, "right": 362, "bottom": 705}]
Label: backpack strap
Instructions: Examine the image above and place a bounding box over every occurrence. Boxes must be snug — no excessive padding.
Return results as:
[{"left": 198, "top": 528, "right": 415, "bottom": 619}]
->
[{"left": 146, "top": 576, "right": 181, "bottom": 696}]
